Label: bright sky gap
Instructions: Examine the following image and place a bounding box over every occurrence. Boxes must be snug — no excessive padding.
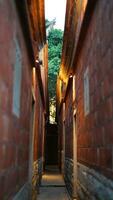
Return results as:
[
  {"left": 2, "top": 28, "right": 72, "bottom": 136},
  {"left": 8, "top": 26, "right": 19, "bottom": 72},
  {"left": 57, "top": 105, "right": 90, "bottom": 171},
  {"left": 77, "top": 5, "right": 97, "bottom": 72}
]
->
[{"left": 45, "top": 0, "right": 67, "bottom": 30}]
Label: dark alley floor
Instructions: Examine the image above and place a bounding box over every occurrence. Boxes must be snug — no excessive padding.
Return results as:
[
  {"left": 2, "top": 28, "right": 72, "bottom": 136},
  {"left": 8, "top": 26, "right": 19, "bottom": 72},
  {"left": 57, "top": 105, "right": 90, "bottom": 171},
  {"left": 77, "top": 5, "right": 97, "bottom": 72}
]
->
[{"left": 37, "top": 166, "right": 69, "bottom": 200}]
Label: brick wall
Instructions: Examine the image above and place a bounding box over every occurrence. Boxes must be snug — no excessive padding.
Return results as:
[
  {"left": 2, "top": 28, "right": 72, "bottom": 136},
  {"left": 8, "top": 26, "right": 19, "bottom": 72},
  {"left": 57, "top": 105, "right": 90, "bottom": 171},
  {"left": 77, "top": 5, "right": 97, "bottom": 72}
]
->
[
  {"left": 58, "top": 107, "right": 63, "bottom": 170},
  {"left": 65, "top": 80, "right": 73, "bottom": 159},
  {"left": 75, "top": 0, "right": 113, "bottom": 198},
  {"left": 64, "top": 80, "right": 73, "bottom": 197},
  {"left": 57, "top": 80, "right": 74, "bottom": 197},
  {"left": 0, "top": 1, "right": 33, "bottom": 199},
  {"left": 0, "top": 0, "right": 47, "bottom": 199},
  {"left": 31, "top": 49, "right": 47, "bottom": 199}
]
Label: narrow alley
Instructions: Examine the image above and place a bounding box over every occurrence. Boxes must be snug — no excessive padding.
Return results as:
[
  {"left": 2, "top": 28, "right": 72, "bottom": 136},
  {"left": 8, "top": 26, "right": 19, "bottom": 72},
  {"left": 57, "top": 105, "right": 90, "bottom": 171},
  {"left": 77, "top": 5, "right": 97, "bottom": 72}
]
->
[
  {"left": 37, "top": 166, "right": 69, "bottom": 200},
  {"left": 0, "top": 0, "right": 113, "bottom": 200}
]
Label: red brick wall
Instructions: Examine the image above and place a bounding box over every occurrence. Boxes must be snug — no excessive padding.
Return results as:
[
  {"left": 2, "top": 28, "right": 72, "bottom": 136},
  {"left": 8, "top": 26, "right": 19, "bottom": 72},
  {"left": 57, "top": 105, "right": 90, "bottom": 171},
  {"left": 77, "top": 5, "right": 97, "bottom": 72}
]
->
[
  {"left": 33, "top": 78, "right": 43, "bottom": 161},
  {"left": 0, "top": 1, "right": 32, "bottom": 199},
  {"left": 65, "top": 80, "right": 73, "bottom": 159},
  {"left": 76, "top": 0, "right": 113, "bottom": 179},
  {"left": 38, "top": 94, "right": 43, "bottom": 159},
  {"left": 58, "top": 108, "right": 63, "bottom": 169}
]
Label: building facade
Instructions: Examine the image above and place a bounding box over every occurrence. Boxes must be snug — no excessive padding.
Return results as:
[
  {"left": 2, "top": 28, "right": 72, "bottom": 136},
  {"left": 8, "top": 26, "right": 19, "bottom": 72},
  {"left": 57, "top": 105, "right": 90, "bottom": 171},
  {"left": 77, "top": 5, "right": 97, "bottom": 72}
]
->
[
  {"left": 57, "top": 0, "right": 113, "bottom": 199},
  {"left": 0, "top": 0, "right": 48, "bottom": 199}
]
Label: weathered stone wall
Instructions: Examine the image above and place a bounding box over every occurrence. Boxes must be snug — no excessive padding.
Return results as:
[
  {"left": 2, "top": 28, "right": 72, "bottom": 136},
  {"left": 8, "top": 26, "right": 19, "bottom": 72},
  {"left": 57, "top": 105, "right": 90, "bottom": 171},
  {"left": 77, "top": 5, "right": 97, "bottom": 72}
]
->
[
  {"left": 77, "top": 163, "right": 113, "bottom": 200},
  {"left": 32, "top": 158, "right": 43, "bottom": 200},
  {"left": 64, "top": 158, "right": 73, "bottom": 198},
  {"left": 13, "top": 183, "right": 31, "bottom": 200}
]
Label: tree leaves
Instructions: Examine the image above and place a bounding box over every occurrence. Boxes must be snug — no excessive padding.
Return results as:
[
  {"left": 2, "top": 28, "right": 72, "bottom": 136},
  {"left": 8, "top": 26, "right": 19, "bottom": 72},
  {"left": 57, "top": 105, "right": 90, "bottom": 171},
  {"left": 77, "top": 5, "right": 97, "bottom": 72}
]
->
[
  {"left": 47, "top": 20, "right": 63, "bottom": 122},
  {"left": 48, "top": 28, "right": 63, "bottom": 99}
]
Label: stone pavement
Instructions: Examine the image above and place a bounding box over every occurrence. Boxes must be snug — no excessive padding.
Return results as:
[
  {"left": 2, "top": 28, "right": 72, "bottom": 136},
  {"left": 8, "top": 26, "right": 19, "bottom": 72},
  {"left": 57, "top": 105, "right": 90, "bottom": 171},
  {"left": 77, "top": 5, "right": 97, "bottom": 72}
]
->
[{"left": 37, "top": 166, "right": 69, "bottom": 200}]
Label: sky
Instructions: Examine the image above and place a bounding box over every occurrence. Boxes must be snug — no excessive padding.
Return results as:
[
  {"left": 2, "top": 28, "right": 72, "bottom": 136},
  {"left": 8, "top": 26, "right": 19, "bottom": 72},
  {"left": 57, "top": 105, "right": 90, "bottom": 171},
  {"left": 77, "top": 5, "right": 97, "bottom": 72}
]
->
[{"left": 45, "top": 0, "right": 67, "bottom": 30}]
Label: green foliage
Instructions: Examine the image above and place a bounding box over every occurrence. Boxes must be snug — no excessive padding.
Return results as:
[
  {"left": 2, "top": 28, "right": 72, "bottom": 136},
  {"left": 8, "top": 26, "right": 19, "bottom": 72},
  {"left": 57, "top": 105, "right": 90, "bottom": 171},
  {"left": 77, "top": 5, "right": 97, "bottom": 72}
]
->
[
  {"left": 48, "top": 28, "right": 63, "bottom": 100},
  {"left": 46, "top": 19, "right": 63, "bottom": 122},
  {"left": 48, "top": 29, "right": 63, "bottom": 47}
]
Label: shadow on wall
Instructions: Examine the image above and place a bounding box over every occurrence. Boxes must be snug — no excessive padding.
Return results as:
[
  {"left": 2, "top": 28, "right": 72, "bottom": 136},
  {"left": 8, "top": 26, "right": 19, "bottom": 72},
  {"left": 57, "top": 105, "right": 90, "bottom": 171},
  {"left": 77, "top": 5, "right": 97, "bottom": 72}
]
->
[{"left": 45, "top": 124, "right": 58, "bottom": 165}]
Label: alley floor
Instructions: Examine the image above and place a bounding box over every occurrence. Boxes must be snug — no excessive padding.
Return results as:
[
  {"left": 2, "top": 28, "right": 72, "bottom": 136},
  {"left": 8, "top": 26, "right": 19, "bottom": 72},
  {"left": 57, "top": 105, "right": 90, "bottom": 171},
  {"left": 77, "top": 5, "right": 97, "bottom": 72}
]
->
[{"left": 37, "top": 166, "right": 69, "bottom": 200}]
